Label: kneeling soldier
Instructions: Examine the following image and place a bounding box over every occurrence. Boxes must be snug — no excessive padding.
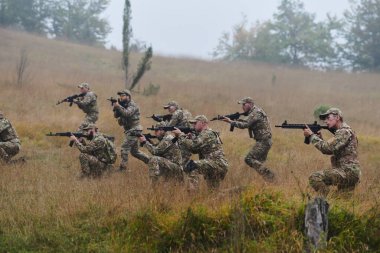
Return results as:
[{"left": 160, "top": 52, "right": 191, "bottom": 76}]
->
[
  {"left": 70, "top": 124, "right": 116, "bottom": 178},
  {"left": 138, "top": 122, "right": 184, "bottom": 184},
  {"left": 173, "top": 115, "right": 228, "bottom": 190},
  {"left": 0, "top": 111, "right": 21, "bottom": 164}
]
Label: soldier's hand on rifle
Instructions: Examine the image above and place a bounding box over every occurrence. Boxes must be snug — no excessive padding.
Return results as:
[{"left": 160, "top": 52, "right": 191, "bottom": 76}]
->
[
  {"left": 69, "top": 134, "right": 78, "bottom": 143},
  {"left": 172, "top": 127, "right": 182, "bottom": 136},
  {"left": 138, "top": 136, "right": 146, "bottom": 143},
  {"left": 303, "top": 125, "right": 313, "bottom": 137},
  {"left": 113, "top": 101, "right": 120, "bottom": 109},
  {"left": 221, "top": 117, "right": 232, "bottom": 123}
]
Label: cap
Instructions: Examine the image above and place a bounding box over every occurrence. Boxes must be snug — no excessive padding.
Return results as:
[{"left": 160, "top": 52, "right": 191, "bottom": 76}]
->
[
  {"left": 237, "top": 97, "right": 254, "bottom": 104},
  {"left": 319, "top": 107, "right": 343, "bottom": 120},
  {"left": 78, "top": 82, "right": 90, "bottom": 89},
  {"left": 163, "top": 100, "right": 179, "bottom": 109},
  {"left": 117, "top": 89, "right": 131, "bottom": 96},
  {"left": 154, "top": 121, "right": 167, "bottom": 128},
  {"left": 82, "top": 123, "right": 97, "bottom": 130},
  {"left": 189, "top": 115, "right": 209, "bottom": 124}
]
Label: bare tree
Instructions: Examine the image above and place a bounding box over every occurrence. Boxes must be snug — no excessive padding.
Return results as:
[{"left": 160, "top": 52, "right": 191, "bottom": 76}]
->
[{"left": 15, "top": 48, "right": 30, "bottom": 87}]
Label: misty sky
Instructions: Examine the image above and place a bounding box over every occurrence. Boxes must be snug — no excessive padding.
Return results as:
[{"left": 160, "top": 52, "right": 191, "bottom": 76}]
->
[{"left": 104, "top": 0, "right": 351, "bottom": 59}]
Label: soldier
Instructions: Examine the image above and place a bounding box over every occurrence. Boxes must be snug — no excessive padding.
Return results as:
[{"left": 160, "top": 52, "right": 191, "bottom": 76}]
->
[
  {"left": 74, "top": 83, "right": 99, "bottom": 131},
  {"left": 163, "top": 100, "right": 193, "bottom": 166},
  {"left": 70, "top": 123, "right": 116, "bottom": 178},
  {"left": 303, "top": 108, "right": 361, "bottom": 196},
  {"left": 0, "top": 111, "right": 21, "bottom": 164},
  {"left": 138, "top": 122, "right": 184, "bottom": 184},
  {"left": 222, "top": 97, "right": 275, "bottom": 182},
  {"left": 113, "top": 89, "right": 150, "bottom": 171},
  {"left": 173, "top": 115, "right": 228, "bottom": 190}
]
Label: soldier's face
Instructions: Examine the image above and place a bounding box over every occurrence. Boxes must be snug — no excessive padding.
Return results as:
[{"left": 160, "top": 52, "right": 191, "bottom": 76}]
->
[
  {"left": 155, "top": 129, "right": 165, "bottom": 137},
  {"left": 242, "top": 103, "right": 252, "bottom": 112},
  {"left": 168, "top": 106, "right": 176, "bottom": 113},
  {"left": 324, "top": 114, "right": 339, "bottom": 128},
  {"left": 194, "top": 121, "right": 205, "bottom": 131},
  {"left": 119, "top": 94, "right": 130, "bottom": 102},
  {"left": 79, "top": 87, "right": 88, "bottom": 93}
]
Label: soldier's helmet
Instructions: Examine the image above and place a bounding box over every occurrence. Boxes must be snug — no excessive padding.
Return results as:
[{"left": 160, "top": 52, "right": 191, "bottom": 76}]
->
[
  {"left": 117, "top": 89, "right": 131, "bottom": 96},
  {"left": 189, "top": 115, "right": 209, "bottom": 124},
  {"left": 237, "top": 97, "right": 254, "bottom": 104},
  {"left": 163, "top": 100, "right": 179, "bottom": 109},
  {"left": 78, "top": 82, "right": 90, "bottom": 89},
  {"left": 82, "top": 123, "right": 97, "bottom": 130},
  {"left": 319, "top": 107, "right": 343, "bottom": 120}
]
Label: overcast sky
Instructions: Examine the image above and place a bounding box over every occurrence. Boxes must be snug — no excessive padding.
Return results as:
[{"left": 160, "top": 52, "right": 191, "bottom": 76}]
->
[{"left": 104, "top": 0, "right": 351, "bottom": 59}]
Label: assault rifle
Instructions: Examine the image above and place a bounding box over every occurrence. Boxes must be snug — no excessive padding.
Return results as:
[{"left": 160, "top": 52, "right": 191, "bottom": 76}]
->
[
  {"left": 275, "top": 120, "right": 335, "bottom": 144},
  {"left": 147, "top": 125, "right": 195, "bottom": 134},
  {"left": 211, "top": 112, "right": 247, "bottom": 132},
  {"left": 46, "top": 132, "right": 115, "bottom": 147},
  {"left": 129, "top": 132, "right": 158, "bottom": 147},
  {"left": 146, "top": 114, "right": 172, "bottom": 122},
  {"left": 107, "top": 97, "right": 118, "bottom": 106},
  {"left": 56, "top": 93, "right": 85, "bottom": 106}
]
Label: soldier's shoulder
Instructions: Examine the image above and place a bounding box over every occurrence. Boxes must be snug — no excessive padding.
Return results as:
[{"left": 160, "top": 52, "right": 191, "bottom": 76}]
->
[
  {"left": 163, "top": 134, "right": 175, "bottom": 142},
  {"left": 336, "top": 123, "right": 354, "bottom": 136}
]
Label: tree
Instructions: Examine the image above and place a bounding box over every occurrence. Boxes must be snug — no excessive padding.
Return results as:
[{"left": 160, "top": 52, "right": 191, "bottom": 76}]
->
[
  {"left": 343, "top": 0, "right": 380, "bottom": 71},
  {"left": 122, "top": 0, "right": 152, "bottom": 90}
]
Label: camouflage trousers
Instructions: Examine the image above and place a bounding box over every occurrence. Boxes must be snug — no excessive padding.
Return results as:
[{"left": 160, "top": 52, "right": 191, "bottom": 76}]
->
[
  {"left": 245, "top": 139, "right": 275, "bottom": 181},
  {"left": 188, "top": 158, "right": 228, "bottom": 190},
  {"left": 0, "top": 141, "right": 20, "bottom": 163},
  {"left": 148, "top": 156, "right": 184, "bottom": 184},
  {"left": 120, "top": 132, "right": 150, "bottom": 168},
  {"left": 179, "top": 142, "right": 192, "bottom": 167},
  {"left": 309, "top": 165, "right": 360, "bottom": 197},
  {"left": 79, "top": 153, "right": 109, "bottom": 178},
  {"left": 78, "top": 112, "right": 98, "bottom": 131}
]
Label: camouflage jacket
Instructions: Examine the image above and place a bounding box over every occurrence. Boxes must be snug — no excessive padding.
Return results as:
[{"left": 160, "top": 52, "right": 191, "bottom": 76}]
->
[
  {"left": 0, "top": 117, "right": 20, "bottom": 144},
  {"left": 74, "top": 133, "right": 111, "bottom": 164},
  {"left": 144, "top": 133, "right": 182, "bottom": 166},
  {"left": 76, "top": 91, "right": 98, "bottom": 114},
  {"left": 310, "top": 122, "right": 360, "bottom": 173},
  {"left": 179, "top": 128, "right": 228, "bottom": 168},
  {"left": 167, "top": 109, "right": 192, "bottom": 128},
  {"left": 232, "top": 105, "right": 272, "bottom": 141},
  {"left": 113, "top": 100, "right": 142, "bottom": 131}
]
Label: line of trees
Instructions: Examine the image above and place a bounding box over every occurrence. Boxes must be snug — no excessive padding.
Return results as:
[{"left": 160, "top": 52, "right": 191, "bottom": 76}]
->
[
  {"left": 213, "top": 0, "right": 380, "bottom": 71},
  {"left": 0, "top": 0, "right": 110, "bottom": 46}
]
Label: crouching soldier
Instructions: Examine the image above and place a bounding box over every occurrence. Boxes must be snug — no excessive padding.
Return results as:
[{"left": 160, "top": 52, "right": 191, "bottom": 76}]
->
[
  {"left": 173, "top": 115, "right": 228, "bottom": 190},
  {"left": 0, "top": 111, "right": 21, "bottom": 164},
  {"left": 138, "top": 122, "right": 184, "bottom": 185},
  {"left": 70, "top": 123, "right": 116, "bottom": 178}
]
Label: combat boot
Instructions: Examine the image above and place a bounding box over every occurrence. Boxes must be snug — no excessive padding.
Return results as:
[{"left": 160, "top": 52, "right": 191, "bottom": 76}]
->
[{"left": 258, "top": 167, "right": 276, "bottom": 183}]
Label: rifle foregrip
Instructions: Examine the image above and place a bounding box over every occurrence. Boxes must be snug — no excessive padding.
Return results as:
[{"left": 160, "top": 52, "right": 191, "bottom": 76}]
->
[
  {"left": 69, "top": 140, "right": 75, "bottom": 147},
  {"left": 230, "top": 123, "right": 235, "bottom": 132},
  {"left": 304, "top": 136, "right": 310, "bottom": 145}
]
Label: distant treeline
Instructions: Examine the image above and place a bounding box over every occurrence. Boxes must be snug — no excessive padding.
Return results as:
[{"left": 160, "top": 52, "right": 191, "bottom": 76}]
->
[
  {"left": 0, "top": 0, "right": 110, "bottom": 47},
  {"left": 213, "top": 0, "right": 380, "bottom": 71}
]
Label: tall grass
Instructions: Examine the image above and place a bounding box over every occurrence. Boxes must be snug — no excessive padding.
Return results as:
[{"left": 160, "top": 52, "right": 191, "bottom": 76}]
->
[{"left": 0, "top": 28, "right": 379, "bottom": 251}]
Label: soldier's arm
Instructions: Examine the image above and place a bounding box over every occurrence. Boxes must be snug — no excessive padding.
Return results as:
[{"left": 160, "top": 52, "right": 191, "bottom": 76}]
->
[
  {"left": 76, "top": 93, "right": 96, "bottom": 107},
  {"left": 75, "top": 137, "right": 104, "bottom": 154},
  {"left": 179, "top": 131, "right": 208, "bottom": 152},
  {"left": 145, "top": 138, "right": 172, "bottom": 156},
  {"left": 0, "top": 119, "right": 11, "bottom": 133},
  {"left": 115, "top": 104, "right": 138, "bottom": 118},
  {"left": 310, "top": 129, "right": 351, "bottom": 155},
  {"left": 167, "top": 111, "right": 182, "bottom": 127}
]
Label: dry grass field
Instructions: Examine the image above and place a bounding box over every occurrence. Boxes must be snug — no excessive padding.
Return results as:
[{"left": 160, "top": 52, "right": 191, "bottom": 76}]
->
[{"left": 0, "top": 28, "right": 379, "bottom": 251}]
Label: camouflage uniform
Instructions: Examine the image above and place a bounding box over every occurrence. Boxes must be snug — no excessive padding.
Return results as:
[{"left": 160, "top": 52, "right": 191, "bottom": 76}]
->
[
  {"left": 164, "top": 101, "right": 193, "bottom": 166},
  {"left": 309, "top": 109, "right": 361, "bottom": 196},
  {"left": 114, "top": 90, "right": 150, "bottom": 169},
  {"left": 179, "top": 115, "right": 228, "bottom": 190},
  {"left": 74, "top": 130, "right": 114, "bottom": 178},
  {"left": 0, "top": 113, "right": 21, "bottom": 163},
  {"left": 143, "top": 132, "right": 183, "bottom": 183},
  {"left": 231, "top": 98, "right": 275, "bottom": 181},
  {"left": 76, "top": 84, "right": 99, "bottom": 130}
]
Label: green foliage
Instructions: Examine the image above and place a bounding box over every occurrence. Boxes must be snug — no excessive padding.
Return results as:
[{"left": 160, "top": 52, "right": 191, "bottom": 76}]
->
[
  {"left": 143, "top": 82, "right": 160, "bottom": 96},
  {"left": 343, "top": 0, "right": 380, "bottom": 71},
  {"left": 313, "top": 104, "right": 331, "bottom": 120}
]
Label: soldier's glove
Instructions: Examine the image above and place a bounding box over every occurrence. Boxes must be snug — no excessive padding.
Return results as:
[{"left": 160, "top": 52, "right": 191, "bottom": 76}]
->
[{"left": 184, "top": 160, "right": 198, "bottom": 173}]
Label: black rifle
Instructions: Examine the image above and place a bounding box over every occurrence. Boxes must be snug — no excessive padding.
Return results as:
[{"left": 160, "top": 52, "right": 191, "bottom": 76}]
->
[
  {"left": 211, "top": 112, "right": 246, "bottom": 132},
  {"left": 107, "top": 97, "right": 118, "bottom": 106},
  {"left": 147, "top": 125, "right": 195, "bottom": 134},
  {"left": 56, "top": 93, "right": 85, "bottom": 106},
  {"left": 275, "top": 120, "right": 335, "bottom": 144},
  {"left": 129, "top": 132, "right": 158, "bottom": 147},
  {"left": 46, "top": 132, "right": 115, "bottom": 146},
  {"left": 146, "top": 114, "right": 172, "bottom": 122}
]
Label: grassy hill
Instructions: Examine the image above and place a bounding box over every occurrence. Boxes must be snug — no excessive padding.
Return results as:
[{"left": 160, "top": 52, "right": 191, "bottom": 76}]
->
[{"left": 0, "top": 28, "right": 379, "bottom": 252}]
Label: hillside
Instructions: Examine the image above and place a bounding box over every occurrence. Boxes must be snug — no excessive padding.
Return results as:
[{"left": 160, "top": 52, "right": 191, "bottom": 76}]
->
[{"left": 0, "top": 28, "right": 379, "bottom": 252}]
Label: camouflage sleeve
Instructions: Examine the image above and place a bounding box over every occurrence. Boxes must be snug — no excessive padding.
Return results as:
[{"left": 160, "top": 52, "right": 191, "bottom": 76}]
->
[
  {"left": 179, "top": 131, "right": 209, "bottom": 153},
  {"left": 167, "top": 110, "right": 182, "bottom": 127},
  {"left": 75, "top": 137, "right": 105, "bottom": 154},
  {"left": 310, "top": 129, "right": 352, "bottom": 155},
  {"left": 233, "top": 113, "right": 261, "bottom": 129},
  {"left": 145, "top": 137, "right": 173, "bottom": 156},
  {"left": 114, "top": 104, "right": 138, "bottom": 118},
  {"left": 76, "top": 93, "right": 96, "bottom": 107},
  {"left": 232, "top": 119, "right": 249, "bottom": 129},
  {"left": 0, "top": 119, "right": 10, "bottom": 133}
]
